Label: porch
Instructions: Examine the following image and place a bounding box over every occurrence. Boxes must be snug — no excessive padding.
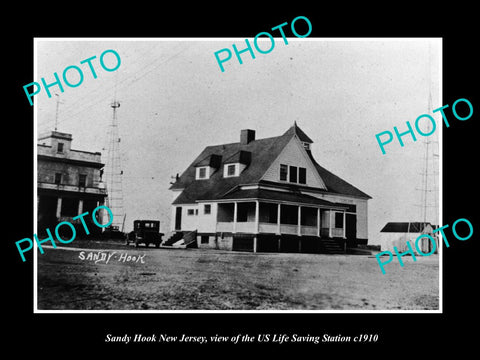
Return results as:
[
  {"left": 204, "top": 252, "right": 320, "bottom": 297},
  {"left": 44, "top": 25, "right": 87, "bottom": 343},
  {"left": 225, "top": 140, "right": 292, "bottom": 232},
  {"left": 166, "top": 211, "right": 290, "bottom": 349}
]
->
[{"left": 216, "top": 201, "right": 346, "bottom": 239}]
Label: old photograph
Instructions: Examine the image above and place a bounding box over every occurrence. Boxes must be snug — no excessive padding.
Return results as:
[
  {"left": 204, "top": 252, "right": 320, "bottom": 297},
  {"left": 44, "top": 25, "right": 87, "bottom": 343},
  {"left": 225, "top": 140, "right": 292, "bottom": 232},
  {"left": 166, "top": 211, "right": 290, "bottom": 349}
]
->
[{"left": 34, "top": 38, "right": 441, "bottom": 311}]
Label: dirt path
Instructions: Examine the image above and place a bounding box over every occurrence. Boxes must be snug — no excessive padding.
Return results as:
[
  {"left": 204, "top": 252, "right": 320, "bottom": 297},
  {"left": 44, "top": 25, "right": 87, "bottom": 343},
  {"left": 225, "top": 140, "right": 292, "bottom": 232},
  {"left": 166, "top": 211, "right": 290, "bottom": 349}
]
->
[{"left": 36, "top": 243, "right": 439, "bottom": 311}]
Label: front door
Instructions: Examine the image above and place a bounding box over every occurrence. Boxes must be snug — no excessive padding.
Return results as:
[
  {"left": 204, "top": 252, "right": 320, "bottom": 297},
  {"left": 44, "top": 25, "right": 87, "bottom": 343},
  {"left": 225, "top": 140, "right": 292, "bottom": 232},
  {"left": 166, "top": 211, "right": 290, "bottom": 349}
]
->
[
  {"left": 175, "top": 207, "right": 182, "bottom": 231},
  {"left": 346, "top": 213, "right": 357, "bottom": 247}
]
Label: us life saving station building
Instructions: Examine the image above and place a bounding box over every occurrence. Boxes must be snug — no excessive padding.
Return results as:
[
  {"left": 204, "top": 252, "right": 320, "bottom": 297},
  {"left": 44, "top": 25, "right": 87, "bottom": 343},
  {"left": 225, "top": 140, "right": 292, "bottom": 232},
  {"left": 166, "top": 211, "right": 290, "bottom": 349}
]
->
[{"left": 169, "top": 123, "right": 371, "bottom": 254}]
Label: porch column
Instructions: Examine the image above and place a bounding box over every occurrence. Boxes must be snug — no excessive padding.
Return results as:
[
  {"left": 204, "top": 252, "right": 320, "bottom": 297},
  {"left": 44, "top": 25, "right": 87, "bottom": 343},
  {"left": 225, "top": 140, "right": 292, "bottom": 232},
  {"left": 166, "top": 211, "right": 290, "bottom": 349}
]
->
[
  {"left": 56, "top": 197, "right": 62, "bottom": 219},
  {"left": 255, "top": 201, "right": 260, "bottom": 234},
  {"left": 95, "top": 200, "right": 103, "bottom": 226},
  {"left": 78, "top": 199, "right": 84, "bottom": 215},
  {"left": 276, "top": 203, "right": 281, "bottom": 235},
  {"left": 253, "top": 236, "right": 257, "bottom": 253},
  {"left": 233, "top": 202, "right": 237, "bottom": 233},
  {"left": 297, "top": 206, "right": 302, "bottom": 252},
  {"left": 343, "top": 211, "right": 346, "bottom": 239},
  {"left": 297, "top": 206, "right": 302, "bottom": 236},
  {"left": 317, "top": 208, "right": 321, "bottom": 237},
  {"left": 329, "top": 210, "right": 333, "bottom": 238}
]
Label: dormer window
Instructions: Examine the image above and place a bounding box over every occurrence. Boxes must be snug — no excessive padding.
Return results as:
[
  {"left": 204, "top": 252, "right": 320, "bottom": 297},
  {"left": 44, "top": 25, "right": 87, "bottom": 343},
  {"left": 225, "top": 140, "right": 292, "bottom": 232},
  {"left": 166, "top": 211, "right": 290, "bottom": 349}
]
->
[
  {"left": 222, "top": 150, "right": 251, "bottom": 178},
  {"left": 194, "top": 154, "right": 221, "bottom": 180},
  {"left": 224, "top": 163, "right": 239, "bottom": 177},
  {"left": 227, "top": 164, "right": 236, "bottom": 176},
  {"left": 57, "top": 142, "right": 64, "bottom": 153},
  {"left": 196, "top": 166, "right": 210, "bottom": 180}
]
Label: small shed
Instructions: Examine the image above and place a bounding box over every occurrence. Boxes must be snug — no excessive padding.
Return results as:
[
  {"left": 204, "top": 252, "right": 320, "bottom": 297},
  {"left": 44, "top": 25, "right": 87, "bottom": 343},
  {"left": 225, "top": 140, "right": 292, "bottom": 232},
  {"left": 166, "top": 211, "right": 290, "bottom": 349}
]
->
[{"left": 380, "top": 222, "right": 438, "bottom": 255}]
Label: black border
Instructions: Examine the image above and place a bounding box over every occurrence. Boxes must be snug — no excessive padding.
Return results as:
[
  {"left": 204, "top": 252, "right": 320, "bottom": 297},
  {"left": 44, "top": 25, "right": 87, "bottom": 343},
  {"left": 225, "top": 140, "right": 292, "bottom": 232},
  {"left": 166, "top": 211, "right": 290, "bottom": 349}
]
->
[{"left": 7, "top": 5, "right": 478, "bottom": 355}]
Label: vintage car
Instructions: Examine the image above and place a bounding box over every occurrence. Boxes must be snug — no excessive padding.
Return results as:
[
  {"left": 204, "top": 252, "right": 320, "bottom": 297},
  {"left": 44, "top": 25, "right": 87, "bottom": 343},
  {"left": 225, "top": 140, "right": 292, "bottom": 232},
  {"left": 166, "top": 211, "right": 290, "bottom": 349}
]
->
[{"left": 127, "top": 220, "right": 164, "bottom": 248}]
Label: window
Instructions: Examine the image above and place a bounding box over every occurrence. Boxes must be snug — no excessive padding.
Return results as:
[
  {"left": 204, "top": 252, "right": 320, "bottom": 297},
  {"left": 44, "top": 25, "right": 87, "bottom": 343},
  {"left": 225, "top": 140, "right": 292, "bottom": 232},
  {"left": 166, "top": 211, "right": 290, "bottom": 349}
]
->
[
  {"left": 57, "top": 142, "right": 64, "bottom": 153},
  {"left": 79, "top": 174, "right": 87, "bottom": 187},
  {"left": 289, "top": 166, "right": 297, "bottom": 183},
  {"left": 198, "top": 167, "right": 207, "bottom": 179},
  {"left": 302, "top": 142, "right": 310, "bottom": 151},
  {"left": 201, "top": 235, "right": 209, "bottom": 244},
  {"left": 335, "top": 212, "right": 344, "bottom": 228},
  {"left": 54, "top": 173, "right": 62, "bottom": 184},
  {"left": 280, "top": 164, "right": 288, "bottom": 181},
  {"left": 281, "top": 165, "right": 306, "bottom": 184},
  {"left": 227, "top": 164, "right": 236, "bottom": 176},
  {"left": 204, "top": 204, "right": 211, "bottom": 215},
  {"left": 187, "top": 209, "right": 195, "bottom": 216},
  {"left": 224, "top": 163, "right": 240, "bottom": 178},
  {"left": 195, "top": 209, "right": 198, "bottom": 215},
  {"left": 299, "top": 167, "right": 306, "bottom": 184}
]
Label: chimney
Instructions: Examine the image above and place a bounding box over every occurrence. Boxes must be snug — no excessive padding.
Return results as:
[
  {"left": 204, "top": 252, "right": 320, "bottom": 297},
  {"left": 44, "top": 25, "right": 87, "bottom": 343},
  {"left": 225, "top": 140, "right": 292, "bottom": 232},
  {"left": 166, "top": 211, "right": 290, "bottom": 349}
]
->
[{"left": 240, "top": 129, "right": 255, "bottom": 145}]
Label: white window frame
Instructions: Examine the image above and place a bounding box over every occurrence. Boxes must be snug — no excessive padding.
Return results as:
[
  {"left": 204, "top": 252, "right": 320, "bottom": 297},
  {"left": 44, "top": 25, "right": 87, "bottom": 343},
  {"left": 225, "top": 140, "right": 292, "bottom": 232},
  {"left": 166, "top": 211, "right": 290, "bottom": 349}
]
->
[
  {"left": 224, "top": 163, "right": 238, "bottom": 178},
  {"left": 279, "top": 164, "right": 288, "bottom": 181},
  {"left": 196, "top": 166, "right": 209, "bottom": 180},
  {"left": 204, "top": 204, "right": 211, "bottom": 215},
  {"left": 279, "top": 164, "right": 307, "bottom": 185}
]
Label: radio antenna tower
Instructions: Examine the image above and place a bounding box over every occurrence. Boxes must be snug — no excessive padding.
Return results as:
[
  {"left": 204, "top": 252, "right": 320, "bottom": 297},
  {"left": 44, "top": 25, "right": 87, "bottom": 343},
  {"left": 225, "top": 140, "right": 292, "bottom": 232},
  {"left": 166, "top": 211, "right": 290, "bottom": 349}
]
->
[
  {"left": 104, "top": 98, "right": 126, "bottom": 232},
  {"left": 416, "top": 43, "right": 439, "bottom": 228},
  {"left": 54, "top": 94, "right": 64, "bottom": 131}
]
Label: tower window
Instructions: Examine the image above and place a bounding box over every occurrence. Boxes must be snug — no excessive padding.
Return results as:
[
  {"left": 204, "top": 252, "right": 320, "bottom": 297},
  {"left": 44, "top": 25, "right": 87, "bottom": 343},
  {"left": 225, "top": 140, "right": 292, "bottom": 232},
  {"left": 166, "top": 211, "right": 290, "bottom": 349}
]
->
[{"left": 79, "top": 174, "right": 87, "bottom": 187}]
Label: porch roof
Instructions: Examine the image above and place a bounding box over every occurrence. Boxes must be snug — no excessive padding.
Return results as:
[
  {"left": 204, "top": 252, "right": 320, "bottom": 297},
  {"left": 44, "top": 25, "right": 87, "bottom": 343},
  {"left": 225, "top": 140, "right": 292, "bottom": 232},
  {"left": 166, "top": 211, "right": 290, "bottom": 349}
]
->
[{"left": 217, "top": 188, "right": 348, "bottom": 209}]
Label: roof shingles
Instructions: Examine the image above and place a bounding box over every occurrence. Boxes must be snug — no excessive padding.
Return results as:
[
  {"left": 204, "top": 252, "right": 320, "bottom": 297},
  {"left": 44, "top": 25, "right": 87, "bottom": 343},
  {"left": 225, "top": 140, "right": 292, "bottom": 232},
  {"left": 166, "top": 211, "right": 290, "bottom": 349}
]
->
[{"left": 171, "top": 124, "right": 370, "bottom": 204}]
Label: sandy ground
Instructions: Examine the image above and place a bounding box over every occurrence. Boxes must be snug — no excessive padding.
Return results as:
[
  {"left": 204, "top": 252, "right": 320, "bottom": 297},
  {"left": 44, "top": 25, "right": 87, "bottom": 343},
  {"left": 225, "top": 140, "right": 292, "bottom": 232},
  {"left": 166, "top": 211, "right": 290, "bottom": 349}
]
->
[{"left": 36, "top": 240, "right": 439, "bottom": 311}]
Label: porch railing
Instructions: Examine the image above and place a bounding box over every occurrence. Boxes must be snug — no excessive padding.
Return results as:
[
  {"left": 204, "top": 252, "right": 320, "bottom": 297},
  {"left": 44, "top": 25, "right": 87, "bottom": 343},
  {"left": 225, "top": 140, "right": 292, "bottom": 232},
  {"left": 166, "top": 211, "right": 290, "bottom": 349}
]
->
[{"left": 217, "top": 222, "right": 344, "bottom": 237}]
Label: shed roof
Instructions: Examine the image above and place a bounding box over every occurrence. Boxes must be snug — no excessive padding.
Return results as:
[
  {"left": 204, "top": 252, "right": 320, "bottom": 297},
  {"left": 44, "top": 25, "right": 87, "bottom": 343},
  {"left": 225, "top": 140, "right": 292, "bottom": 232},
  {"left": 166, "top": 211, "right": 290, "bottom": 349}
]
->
[
  {"left": 380, "top": 222, "right": 433, "bottom": 233},
  {"left": 218, "top": 188, "right": 348, "bottom": 208}
]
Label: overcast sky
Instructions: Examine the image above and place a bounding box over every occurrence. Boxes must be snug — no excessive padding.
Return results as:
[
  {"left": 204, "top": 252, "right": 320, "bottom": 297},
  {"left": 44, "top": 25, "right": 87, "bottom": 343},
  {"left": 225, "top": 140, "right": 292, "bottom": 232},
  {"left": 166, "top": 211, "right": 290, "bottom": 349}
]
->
[{"left": 35, "top": 38, "right": 441, "bottom": 243}]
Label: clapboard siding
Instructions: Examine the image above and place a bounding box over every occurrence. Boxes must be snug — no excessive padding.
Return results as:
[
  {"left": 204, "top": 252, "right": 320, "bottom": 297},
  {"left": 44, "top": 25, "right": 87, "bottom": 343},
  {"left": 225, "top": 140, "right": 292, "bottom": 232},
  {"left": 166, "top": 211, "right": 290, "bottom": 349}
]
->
[{"left": 261, "top": 137, "right": 326, "bottom": 189}]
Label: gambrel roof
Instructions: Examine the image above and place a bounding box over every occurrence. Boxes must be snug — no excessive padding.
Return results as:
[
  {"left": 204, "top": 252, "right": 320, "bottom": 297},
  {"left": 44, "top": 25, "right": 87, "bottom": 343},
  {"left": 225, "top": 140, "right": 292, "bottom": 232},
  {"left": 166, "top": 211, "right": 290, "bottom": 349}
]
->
[{"left": 170, "top": 123, "right": 371, "bottom": 204}]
